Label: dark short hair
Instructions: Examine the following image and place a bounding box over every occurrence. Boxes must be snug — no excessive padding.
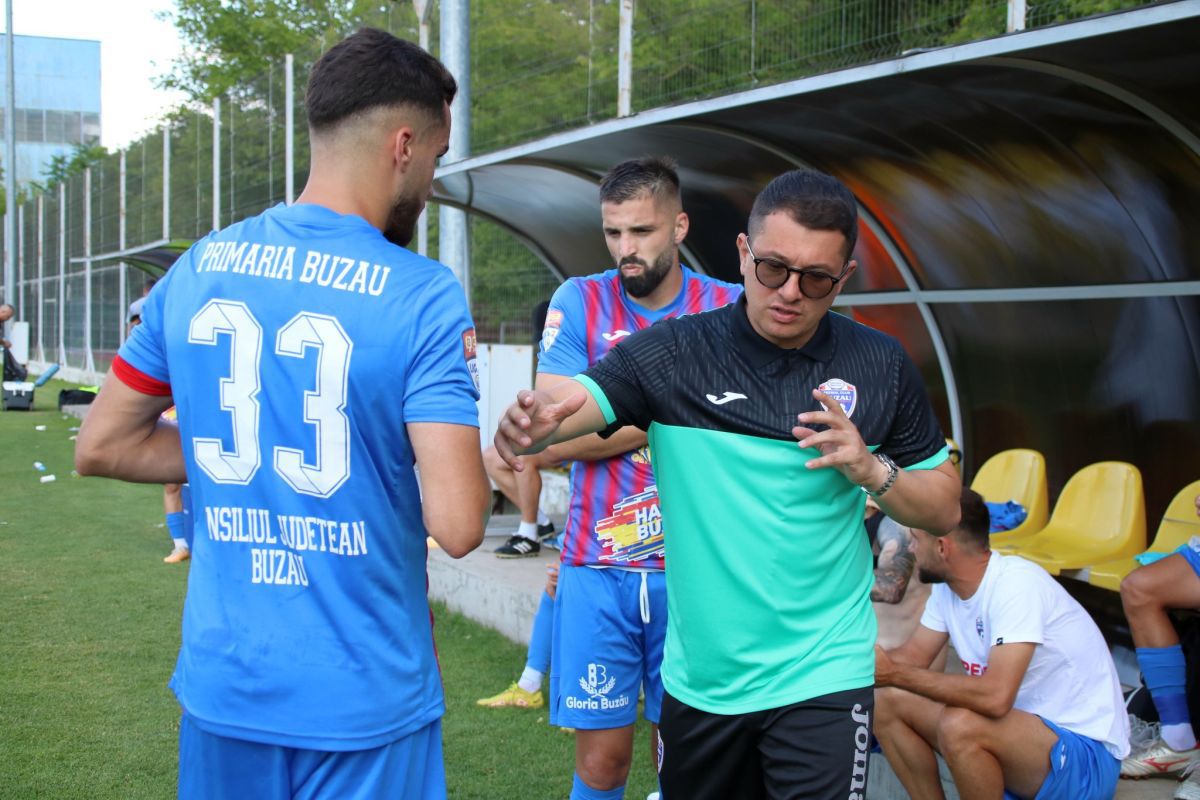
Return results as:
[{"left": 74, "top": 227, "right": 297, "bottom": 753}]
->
[
  {"left": 748, "top": 169, "right": 858, "bottom": 260},
  {"left": 957, "top": 487, "right": 992, "bottom": 551},
  {"left": 599, "top": 156, "right": 681, "bottom": 206},
  {"left": 306, "top": 27, "right": 457, "bottom": 133}
]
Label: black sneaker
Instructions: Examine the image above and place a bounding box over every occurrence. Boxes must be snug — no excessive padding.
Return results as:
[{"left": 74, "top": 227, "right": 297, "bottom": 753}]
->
[
  {"left": 494, "top": 534, "right": 540, "bottom": 558},
  {"left": 537, "top": 522, "right": 556, "bottom": 542}
]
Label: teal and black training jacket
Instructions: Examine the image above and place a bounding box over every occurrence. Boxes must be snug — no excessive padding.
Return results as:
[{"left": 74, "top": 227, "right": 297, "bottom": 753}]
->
[{"left": 577, "top": 295, "right": 949, "bottom": 716}]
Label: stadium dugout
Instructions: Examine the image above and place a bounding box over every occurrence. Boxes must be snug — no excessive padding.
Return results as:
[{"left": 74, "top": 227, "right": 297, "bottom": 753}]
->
[
  {"left": 73, "top": 241, "right": 193, "bottom": 281},
  {"left": 427, "top": 6, "right": 1199, "bottom": 796}
]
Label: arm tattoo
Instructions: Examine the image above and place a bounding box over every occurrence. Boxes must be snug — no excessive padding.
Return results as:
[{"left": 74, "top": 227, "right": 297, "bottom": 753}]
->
[{"left": 871, "top": 518, "right": 916, "bottom": 604}]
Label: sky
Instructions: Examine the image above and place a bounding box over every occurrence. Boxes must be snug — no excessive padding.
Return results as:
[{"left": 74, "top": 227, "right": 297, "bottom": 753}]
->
[{"left": 2, "top": 0, "right": 187, "bottom": 150}]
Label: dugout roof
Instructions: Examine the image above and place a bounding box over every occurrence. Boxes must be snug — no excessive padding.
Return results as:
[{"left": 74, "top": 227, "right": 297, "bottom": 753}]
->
[{"left": 433, "top": 3, "right": 1199, "bottom": 289}]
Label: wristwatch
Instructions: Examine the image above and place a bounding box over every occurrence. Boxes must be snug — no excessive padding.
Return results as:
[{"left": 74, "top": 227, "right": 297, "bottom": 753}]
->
[{"left": 863, "top": 453, "right": 899, "bottom": 499}]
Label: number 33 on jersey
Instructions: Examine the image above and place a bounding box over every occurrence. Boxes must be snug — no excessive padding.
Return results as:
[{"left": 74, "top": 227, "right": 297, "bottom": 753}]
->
[{"left": 188, "top": 299, "right": 352, "bottom": 498}]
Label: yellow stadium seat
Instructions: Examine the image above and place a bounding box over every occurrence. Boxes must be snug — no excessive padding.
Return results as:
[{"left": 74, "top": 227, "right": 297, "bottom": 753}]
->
[
  {"left": 1086, "top": 479, "right": 1200, "bottom": 592},
  {"left": 971, "top": 449, "right": 1049, "bottom": 547},
  {"left": 1004, "top": 462, "right": 1146, "bottom": 575}
]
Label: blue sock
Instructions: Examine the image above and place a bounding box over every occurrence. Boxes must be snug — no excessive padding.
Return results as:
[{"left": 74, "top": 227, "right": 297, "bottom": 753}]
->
[
  {"left": 527, "top": 590, "right": 554, "bottom": 674},
  {"left": 570, "top": 774, "right": 624, "bottom": 800},
  {"left": 166, "top": 512, "right": 187, "bottom": 548},
  {"left": 1138, "top": 646, "right": 1191, "bottom": 727},
  {"left": 180, "top": 486, "right": 194, "bottom": 548}
]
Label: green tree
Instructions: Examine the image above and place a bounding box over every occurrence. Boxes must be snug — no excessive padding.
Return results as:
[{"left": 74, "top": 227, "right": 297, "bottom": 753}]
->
[
  {"left": 23, "top": 141, "right": 108, "bottom": 197},
  {"left": 159, "top": 0, "right": 409, "bottom": 101}
]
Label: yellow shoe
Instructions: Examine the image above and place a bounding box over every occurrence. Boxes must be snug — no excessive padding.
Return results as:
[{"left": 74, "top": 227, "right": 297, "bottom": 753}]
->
[
  {"left": 164, "top": 546, "right": 191, "bottom": 564},
  {"left": 475, "top": 682, "right": 543, "bottom": 709}
]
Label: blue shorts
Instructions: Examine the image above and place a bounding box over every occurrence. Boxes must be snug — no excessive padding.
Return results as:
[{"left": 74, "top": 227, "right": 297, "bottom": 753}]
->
[
  {"left": 1003, "top": 717, "right": 1119, "bottom": 800},
  {"left": 1180, "top": 537, "right": 1200, "bottom": 577},
  {"left": 178, "top": 713, "right": 446, "bottom": 800},
  {"left": 550, "top": 565, "right": 667, "bottom": 729}
]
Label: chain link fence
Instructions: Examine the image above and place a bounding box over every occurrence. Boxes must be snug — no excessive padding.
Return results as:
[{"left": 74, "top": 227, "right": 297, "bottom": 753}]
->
[
  {"left": 472, "top": 0, "right": 620, "bottom": 152},
  {"left": 633, "top": 0, "right": 1017, "bottom": 109},
  {"left": 2, "top": 0, "right": 1156, "bottom": 377},
  {"left": 469, "top": 215, "right": 562, "bottom": 344}
]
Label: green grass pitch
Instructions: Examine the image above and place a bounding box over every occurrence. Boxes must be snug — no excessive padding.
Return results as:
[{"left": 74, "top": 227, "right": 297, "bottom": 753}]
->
[{"left": 0, "top": 381, "right": 658, "bottom": 799}]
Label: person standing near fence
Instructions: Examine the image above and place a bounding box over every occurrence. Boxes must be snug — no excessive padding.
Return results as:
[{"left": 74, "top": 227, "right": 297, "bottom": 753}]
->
[
  {"left": 0, "top": 302, "right": 13, "bottom": 348},
  {"left": 75, "top": 28, "right": 489, "bottom": 799},
  {"left": 0, "top": 303, "right": 22, "bottom": 381}
]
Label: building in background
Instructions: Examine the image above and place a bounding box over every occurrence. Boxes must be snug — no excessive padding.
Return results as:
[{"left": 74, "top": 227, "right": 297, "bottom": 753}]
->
[{"left": 0, "top": 34, "right": 100, "bottom": 186}]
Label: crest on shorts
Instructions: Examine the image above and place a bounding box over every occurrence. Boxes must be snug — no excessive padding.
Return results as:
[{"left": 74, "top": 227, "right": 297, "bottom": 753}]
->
[
  {"left": 818, "top": 378, "right": 857, "bottom": 418},
  {"left": 580, "top": 663, "right": 617, "bottom": 699}
]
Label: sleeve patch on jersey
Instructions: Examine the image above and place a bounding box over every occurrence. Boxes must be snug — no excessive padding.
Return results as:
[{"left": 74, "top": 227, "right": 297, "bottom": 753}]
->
[
  {"left": 462, "top": 328, "right": 480, "bottom": 390},
  {"left": 542, "top": 310, "right": 563, "bottom": 352}
]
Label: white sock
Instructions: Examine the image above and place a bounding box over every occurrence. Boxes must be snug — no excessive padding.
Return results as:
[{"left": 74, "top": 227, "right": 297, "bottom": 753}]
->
[
  {"left": 1163, "top": 722, "right": 1197, "bottom": 751},
  {"left": 537, "top": 508, "right": 551, "bottom": 526},
  {"left": 517, "top": 666, "right": 543, "bottom": 693},
  {"left": 516, "top": 521, "right": 539, "bottom": 541},
  {"left": 172, "top": 538, "right": 189, "bottom": 549}
]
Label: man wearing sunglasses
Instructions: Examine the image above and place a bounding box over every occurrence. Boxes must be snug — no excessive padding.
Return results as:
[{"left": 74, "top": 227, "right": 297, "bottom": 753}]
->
[{"left": 495, "top": 168, "right": 960, "bottom": 799}]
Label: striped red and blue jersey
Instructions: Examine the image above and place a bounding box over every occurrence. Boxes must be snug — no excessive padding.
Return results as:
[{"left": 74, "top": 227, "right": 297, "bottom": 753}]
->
[{"left": 537, "top": 265, "right": 741, "bottom": 570}]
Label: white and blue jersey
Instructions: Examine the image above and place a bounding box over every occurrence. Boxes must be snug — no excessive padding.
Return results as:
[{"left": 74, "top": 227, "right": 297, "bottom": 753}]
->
[{"left": 115, "top": 202, "right": 480, "bottom": 751}]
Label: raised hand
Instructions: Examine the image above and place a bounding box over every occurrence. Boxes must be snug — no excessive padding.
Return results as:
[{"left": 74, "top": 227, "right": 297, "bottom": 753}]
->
[
  {"left": 494, "top": 388, "right": 588, "bottom": 471},
  {"left": 792, "top": 388, "right": 885, "bottom": 491}
]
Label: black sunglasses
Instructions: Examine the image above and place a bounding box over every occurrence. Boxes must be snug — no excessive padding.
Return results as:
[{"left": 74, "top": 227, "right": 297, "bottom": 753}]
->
[{"left": 745, "top": 239, "right": 849, "bottom": 299}]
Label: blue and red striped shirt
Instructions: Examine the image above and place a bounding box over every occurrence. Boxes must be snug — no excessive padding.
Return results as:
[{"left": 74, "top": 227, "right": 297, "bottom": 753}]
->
[{"left": 538, "top": 265, "right": 741, "bottom": 569}]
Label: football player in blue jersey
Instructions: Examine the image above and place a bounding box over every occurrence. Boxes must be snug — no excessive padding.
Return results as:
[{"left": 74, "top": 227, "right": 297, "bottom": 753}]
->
[{"left": 76, "top": 28, "right": 490, "bottom": 800}]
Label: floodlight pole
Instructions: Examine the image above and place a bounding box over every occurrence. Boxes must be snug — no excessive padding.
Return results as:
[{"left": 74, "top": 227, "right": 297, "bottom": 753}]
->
[
  {"left": 56, "top": 181, "right": 64, "bottom": 364},
  {"left": 3, "top": 0, "right": 16, "bottom": 308},
  {"left": 162, "top": 121, "right": 170, "bottom": 236},
  {"left": 439, "top": 0, "right": 470, "bottom": 297},
  {"left": 15, "top": 201, "right": 22, "bottom": 316},
  {"left": 414, "top": 0, "right": 432, "bottom": 256},
  {"left": 83, "top": 166, "right": 93, "bottom": 372},
  {"left": 285, "top": 53, "right": 294, "bottom": 204},
  {"left": 119, "top": 149, "right": 126, "bottom": 345},
  {"left": 1007, "top": 0, "right": 1027, "bottom": 32},
  {"left": 35, "top": 193, "right": 41, "bottom": 360},
  {"left": 618, "top": 0, "right": 633, "bottom": 117},
  {"left": 212, "top": 96, "right": 221, "bottom": 231}
]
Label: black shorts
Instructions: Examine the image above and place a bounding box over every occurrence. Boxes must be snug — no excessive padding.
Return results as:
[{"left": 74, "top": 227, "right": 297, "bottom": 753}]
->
[{"left": 658, "top": 686, "right": 873, "bottom": 800}]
